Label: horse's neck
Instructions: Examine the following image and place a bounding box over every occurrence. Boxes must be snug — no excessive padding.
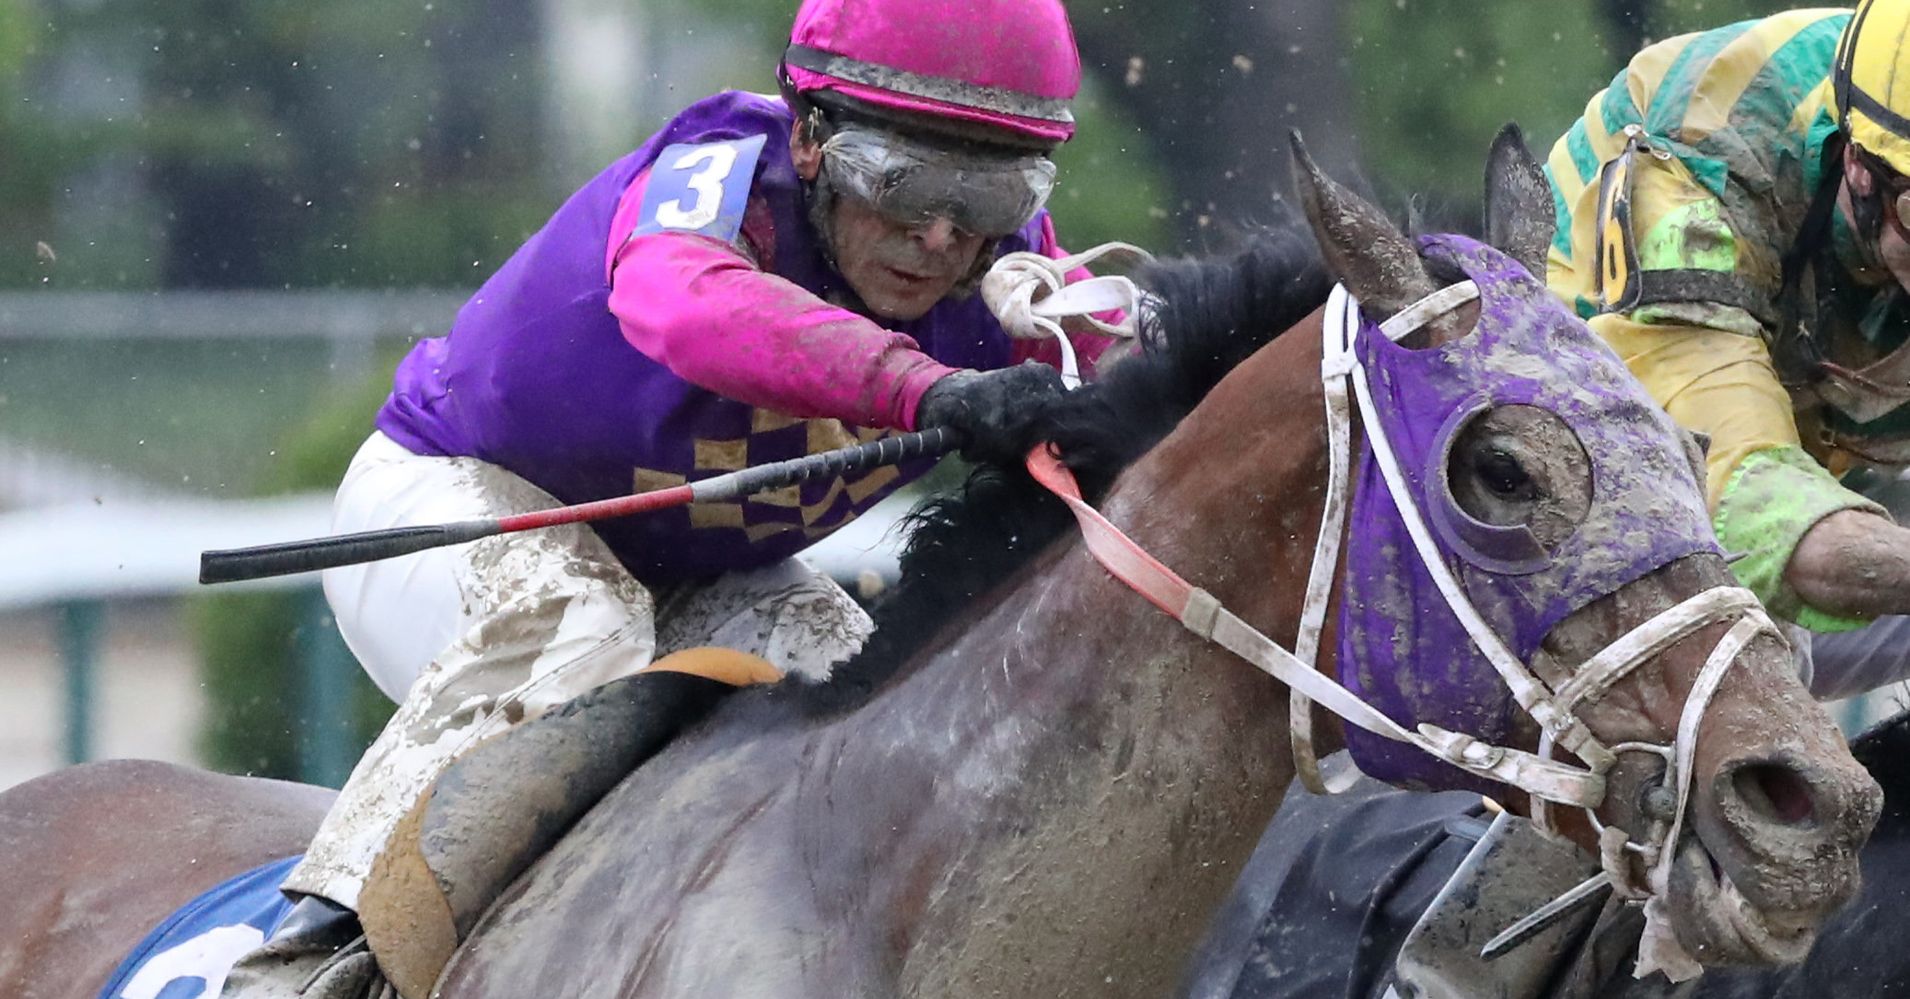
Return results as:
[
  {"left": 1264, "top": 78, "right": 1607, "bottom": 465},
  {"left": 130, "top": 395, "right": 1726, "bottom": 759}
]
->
[{"left": 823, "top": 309, "right": 1336, "bottom": 997}]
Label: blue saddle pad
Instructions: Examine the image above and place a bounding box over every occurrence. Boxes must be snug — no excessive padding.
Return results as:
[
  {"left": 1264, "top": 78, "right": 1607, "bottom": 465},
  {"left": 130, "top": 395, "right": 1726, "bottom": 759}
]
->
[{"left": 98, "top": 855, "right": 302, "bottom": 999}]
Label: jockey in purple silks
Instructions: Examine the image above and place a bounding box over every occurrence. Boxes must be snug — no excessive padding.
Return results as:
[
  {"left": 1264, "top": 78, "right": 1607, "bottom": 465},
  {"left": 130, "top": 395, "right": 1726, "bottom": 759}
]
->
[{"left": 221, "top": 1, "right": 1131, "bottom": 994}]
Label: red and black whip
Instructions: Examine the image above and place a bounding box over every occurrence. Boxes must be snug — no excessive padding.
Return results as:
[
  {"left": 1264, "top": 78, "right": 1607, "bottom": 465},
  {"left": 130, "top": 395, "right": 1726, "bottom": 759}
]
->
[{"left": 198, "top": 427, "right": 962, "bottom": 584}]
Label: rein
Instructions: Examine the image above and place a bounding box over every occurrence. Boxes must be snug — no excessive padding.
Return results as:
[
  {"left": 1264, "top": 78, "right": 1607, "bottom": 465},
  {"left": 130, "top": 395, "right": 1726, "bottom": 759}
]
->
[
  {"left": 1026, "top": 281, "right": 1781, "bottom": 970},
  {"left": 982, "top": 242, "right": 1154, "bottom": 388}
]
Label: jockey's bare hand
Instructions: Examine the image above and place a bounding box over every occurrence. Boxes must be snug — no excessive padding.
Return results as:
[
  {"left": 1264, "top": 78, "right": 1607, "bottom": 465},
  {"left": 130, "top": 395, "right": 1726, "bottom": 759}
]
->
[
  {"left": 1787, "top": 509, "right": 1910, "bottom": 617},
  {"left": 916, "top": 361, "right": 1067, "bottom": 467}
]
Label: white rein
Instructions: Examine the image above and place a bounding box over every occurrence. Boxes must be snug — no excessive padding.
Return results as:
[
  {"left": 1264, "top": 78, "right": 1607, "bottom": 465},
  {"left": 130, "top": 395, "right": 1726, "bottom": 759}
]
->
[{"left": 982, "top": 243, "right": 1153, "bottom": 388}]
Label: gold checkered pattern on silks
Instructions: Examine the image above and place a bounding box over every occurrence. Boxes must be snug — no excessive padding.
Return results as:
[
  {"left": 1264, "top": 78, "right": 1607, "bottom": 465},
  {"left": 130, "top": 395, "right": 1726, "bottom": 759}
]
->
[{"left": 633, "top": 408, "right": 903, "bottom": 544}]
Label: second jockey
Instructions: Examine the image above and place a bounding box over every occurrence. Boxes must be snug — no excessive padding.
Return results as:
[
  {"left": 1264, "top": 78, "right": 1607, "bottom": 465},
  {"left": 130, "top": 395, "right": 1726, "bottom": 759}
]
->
[
  {"left": 1190, "top": 7, "right": 1910, "bottom": 999},
  {"left": 226, "top": 0, "right": 1121, "bottom": 995},
  {"left": 1547, "top": 2, "right": 1910, "bottom": 683}
]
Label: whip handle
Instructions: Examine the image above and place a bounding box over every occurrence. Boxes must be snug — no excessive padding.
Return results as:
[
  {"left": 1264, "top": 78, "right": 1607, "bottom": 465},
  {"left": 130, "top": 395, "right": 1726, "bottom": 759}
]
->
[{"left": 198, "top": 520, "right": 497, "bottom": 584}]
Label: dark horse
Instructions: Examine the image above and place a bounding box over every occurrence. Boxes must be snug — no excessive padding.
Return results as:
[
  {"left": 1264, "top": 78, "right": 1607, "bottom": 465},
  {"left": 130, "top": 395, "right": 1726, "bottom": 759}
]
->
[
  {"left": 0, "top": 136, "right": 1880, "bottom": 999},
  {"left": 1182, "top": 709, "right": 1910, "bottom": 999}
]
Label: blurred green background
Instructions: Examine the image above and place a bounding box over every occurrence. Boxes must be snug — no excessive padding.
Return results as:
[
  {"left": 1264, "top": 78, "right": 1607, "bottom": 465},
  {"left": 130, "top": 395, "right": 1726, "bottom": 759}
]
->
[{"left": 0, "top": 0, "right": 1797, "bottom": 781}]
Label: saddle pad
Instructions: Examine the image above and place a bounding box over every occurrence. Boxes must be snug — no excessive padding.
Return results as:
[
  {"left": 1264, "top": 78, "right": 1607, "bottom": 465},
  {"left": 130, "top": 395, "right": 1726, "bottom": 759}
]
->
[{"left": 98, "top": 855, "right": 302, "bottom": 999}]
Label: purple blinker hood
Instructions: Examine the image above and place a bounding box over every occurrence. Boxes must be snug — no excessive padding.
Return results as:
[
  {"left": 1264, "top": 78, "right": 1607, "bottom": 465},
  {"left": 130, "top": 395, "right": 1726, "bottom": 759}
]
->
[{"left": 1337, "top": 234, "right": 1720, "bottom": 794}]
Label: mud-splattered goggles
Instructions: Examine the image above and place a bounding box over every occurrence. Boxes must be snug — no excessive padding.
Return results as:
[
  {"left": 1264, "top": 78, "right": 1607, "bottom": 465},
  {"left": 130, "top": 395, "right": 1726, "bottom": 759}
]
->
[
  {"left": 1856, "top": 148, "right": 1910, "bottom": 244},
  {"left": 819, "top": 125, "right": 1057, "bottom": 238}
]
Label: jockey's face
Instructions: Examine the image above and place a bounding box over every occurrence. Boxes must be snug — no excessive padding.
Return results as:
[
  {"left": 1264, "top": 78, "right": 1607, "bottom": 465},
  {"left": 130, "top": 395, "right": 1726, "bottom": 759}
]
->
[
  {"left": 1877, "top": 214, "right": 1910, "bottom": 294},
  {"left": 1843, "top": 145, "right": 1910, "bottom": 291},
  {"left": 825, "top": 195, "right": 989, "bottom": 320},
  {"left": 791, "top": 106, "right": 1050, "bottom": 320}
]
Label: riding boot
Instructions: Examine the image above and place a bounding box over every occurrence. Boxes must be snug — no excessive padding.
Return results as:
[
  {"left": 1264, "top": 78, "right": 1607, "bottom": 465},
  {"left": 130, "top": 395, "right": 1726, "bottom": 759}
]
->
[
  {"left": 1392, "top": 812, "right": 1602, "bottom": 999},
  {"left": 274, "top": 896, "right": 360, "bottom": 948},
  {"left": 221, "top": 895, "right": 395, "bottom": 999},
  {"left": 356, "top": 665, "right": 739, "bottom": 998}
]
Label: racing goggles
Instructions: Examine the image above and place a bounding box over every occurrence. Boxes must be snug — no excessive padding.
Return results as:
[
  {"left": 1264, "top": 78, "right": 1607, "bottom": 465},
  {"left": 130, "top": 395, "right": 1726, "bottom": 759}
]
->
[
  {"left": 819, "top": 125, "right": 1057, "bottom": 238},
  {"left": 1857, "top": 147, "right": 1910, "bottom": 244}
]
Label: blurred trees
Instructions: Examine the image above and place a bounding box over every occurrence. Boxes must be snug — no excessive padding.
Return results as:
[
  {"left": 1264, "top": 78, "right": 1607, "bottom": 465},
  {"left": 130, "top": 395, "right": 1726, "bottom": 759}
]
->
[
  {"left": 1071, "top": 0, "right": 1357, "bottom": 245},
  {"left": 192, "top": 357, "right": 400, "bottom": 778},
  {"left": 3, "top": 0, "right": 1809, "bottom": 290},
  {"left": 1347, "top": 0, "right": 1785, "bottom": 218},
  {"left": 1347, "top": 0, "right": 1619, "bottom": 213},
  {"left": 14, "top": 0, "right": 556, "bottom": 290},
  {"left": 152, "top": 0, "right": 565, "bottom": 288},
  {"left": 1065, "top": 0, "right": 1785, "bottom": 239},
  {"left": 2, "top": 0, "right": 82, "bottom": 288}
]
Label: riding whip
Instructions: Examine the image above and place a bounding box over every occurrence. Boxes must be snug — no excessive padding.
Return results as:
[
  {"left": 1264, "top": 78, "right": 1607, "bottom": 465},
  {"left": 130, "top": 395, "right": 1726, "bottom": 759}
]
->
[{"left": 198, "top": 427, "right": 962, "bottom": 584}]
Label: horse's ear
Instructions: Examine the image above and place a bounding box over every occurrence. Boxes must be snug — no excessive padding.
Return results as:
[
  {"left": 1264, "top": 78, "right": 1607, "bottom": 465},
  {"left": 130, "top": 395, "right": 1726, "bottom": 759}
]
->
[
  {"left": 1289, "top": 130, "right": 1440, "bottom": 325},
  {"left": 1405, "top": 194, "right": 1430, "bottom": 238},
  {"left": 1483, "top": 123, "right": 1556, "bottom": 279}
]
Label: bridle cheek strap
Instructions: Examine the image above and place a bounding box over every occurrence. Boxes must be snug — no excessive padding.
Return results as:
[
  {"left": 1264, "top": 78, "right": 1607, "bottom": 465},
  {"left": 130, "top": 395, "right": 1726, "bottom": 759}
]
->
[
  {"left": 1629, "top": 613, "right": 1771, "bottom": 982},
  {"left": 1025, "top": 450, "right": 1608, "bottom": 809}
]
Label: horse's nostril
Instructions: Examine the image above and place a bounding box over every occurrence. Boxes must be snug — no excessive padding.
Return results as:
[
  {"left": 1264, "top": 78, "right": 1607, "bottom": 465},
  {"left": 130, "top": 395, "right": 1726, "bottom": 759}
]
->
[{"left": 1732, "top": 762, "right": 1818, "bottom": 826}]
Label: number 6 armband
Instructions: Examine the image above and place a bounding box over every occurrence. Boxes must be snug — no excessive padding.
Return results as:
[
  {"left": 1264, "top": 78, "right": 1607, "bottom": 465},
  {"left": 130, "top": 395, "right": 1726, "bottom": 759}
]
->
[{"left": 630, "top": 134, "right": 768, "bottom": 244}]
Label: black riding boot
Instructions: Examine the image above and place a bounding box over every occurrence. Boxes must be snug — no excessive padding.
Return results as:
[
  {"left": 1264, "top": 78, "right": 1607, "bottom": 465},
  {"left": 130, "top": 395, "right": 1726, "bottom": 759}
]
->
[
  {"left": 273, "top": 895, "right": 360, "bottom": 950},
  {"left": 355, "top": 668, "right": 736, "bottom": 997},
  {"left": 221, "top": 894, "right": 392, "bottom": 999}
]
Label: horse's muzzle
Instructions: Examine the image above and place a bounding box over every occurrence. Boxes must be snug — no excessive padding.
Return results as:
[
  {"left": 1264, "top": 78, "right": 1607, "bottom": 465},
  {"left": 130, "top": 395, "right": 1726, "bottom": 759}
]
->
[{"left": 1688, "top": 749, "right": 1882, "bottom": 948}]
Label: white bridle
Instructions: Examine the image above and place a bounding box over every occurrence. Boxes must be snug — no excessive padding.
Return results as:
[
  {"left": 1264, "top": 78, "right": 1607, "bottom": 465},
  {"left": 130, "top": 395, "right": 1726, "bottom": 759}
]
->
[
  {"left": 1028, "top": 277, "right": 1783, "bottom": 980},
  {"left": 1305, "top": 284, "right": 1777, "bottom": 805},
  {"left": 1309, "top": 284, "right": 1781, "bottom": 976}
]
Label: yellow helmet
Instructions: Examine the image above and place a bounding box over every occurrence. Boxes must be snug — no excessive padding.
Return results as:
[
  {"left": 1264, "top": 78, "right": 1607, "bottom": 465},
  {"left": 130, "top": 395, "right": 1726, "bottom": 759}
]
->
[{"left": 1836, "top": 0, "right": 1910, "bottom": 173}]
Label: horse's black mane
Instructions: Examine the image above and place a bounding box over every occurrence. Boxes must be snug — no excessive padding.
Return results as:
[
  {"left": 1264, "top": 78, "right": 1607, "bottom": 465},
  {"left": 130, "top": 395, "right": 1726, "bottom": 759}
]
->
[{"left": 775, "top": 225, "right": 1333, "bottom": 716}]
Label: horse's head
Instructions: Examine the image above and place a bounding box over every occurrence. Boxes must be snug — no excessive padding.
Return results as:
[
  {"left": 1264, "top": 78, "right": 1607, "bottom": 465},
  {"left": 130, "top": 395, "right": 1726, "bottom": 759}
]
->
[{"left": 1291, "top": 128, "right": 1881, "bottom": 971}]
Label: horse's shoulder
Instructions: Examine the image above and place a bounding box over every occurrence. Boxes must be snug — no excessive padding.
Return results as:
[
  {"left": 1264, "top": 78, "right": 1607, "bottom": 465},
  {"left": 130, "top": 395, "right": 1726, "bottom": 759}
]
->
[
  {"left": 0, "top": 762, "right": 330, "bottom": 999},
  {"left": 0, "top": 759, "right": 332, "bottom": 851}
]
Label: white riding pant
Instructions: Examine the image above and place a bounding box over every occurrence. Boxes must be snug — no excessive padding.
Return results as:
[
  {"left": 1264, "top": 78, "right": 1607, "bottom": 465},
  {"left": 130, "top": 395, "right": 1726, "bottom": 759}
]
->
[
  {"left": 1802, "top": 614, "right": 1910, "bottom": 700},
  {"left": 284, "top": 432, "right": 873, "bottom": 909}
]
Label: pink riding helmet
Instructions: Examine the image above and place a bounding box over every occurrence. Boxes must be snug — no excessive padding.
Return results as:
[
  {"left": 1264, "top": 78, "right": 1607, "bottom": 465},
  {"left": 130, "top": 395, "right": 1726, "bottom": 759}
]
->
[{"left": 782, "top": 0, "right": 1082, "bottom": 145}]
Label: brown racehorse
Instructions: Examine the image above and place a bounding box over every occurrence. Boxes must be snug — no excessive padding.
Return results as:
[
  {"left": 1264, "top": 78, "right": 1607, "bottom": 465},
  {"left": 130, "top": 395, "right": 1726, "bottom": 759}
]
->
[
  {"left": 0, "top": 135, "right": 1882, "bottom": 999},
  {"left": 0, "top": 762, "right": 330, "bottom": 996}
]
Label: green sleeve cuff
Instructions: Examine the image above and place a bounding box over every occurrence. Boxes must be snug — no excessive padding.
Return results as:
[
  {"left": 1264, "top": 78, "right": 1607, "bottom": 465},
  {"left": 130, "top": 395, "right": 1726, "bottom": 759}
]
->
[
  {"left": 1792, "top": 603, "right": 1871, "bottom": 633},
  {"left": 1713, "top": 446, "right": 1884, "bottom": 632}
]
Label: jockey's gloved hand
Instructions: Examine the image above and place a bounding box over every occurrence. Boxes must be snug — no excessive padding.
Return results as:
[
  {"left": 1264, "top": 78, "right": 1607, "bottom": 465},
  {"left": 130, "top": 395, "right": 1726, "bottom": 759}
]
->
[{"left": 917, "top": 361, "right": 1068, "bottom": 467}]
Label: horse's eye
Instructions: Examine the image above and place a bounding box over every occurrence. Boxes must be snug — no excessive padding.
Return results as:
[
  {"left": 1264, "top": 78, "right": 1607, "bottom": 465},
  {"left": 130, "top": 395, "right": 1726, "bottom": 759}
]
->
[{"left": 1475, "top": 448, "right": 1532, "bottom": 498}]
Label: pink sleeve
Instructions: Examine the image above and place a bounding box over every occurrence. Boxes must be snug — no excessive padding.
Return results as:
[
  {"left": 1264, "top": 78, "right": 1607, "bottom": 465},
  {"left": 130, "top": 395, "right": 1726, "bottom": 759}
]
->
[
  {"left": 606, "top": 175, "right": 956, "bottom": 429},
  {"left": 1008, "top": 214, "right": 1124, "bottom": 377}
]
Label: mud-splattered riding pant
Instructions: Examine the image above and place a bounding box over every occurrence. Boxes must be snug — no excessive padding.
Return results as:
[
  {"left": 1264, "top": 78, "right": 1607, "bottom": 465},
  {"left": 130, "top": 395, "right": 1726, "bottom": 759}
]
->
[{"left": 283, "top": 431, "right": 872, "bottom": 910}]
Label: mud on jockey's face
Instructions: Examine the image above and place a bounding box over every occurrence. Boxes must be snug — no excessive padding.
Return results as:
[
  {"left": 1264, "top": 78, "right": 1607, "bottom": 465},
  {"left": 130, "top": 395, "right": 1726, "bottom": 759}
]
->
[{"left": 792, "top": 110, "right": 1058, "bottom": 321}]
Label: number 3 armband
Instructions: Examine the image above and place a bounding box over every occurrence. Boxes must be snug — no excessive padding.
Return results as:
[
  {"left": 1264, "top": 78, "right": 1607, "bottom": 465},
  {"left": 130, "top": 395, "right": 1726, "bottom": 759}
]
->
[{"left": 630, "top": 134, "right": 767, "bottom": 243}]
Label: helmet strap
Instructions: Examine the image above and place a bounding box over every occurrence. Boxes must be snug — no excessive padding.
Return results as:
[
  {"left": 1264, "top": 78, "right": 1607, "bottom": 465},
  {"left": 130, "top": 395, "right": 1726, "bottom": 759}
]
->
[
  {"left": 1833, "top": 2, "right": 1869, "bottom": 133},
  {"left": 803, "top": 156, "right": 844, "bottom": 273},
  {"left": 1832, "top": 1, "right": 1894, "bottom": 247},
  {"left": 1843, "top": 149, "right": 1889, "bottom": 249},
  {"left": 778, "top": 78, "right": 834, "bottom": 149},
  {"left": 952, "top": 242, "right": 998, "bottom": 300},
  {"left": 783, "top": 70, "right": 847, "bottom": 275},
  {"left": 1774, "top": 132, "right": 1850, "bottom": 381}
]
